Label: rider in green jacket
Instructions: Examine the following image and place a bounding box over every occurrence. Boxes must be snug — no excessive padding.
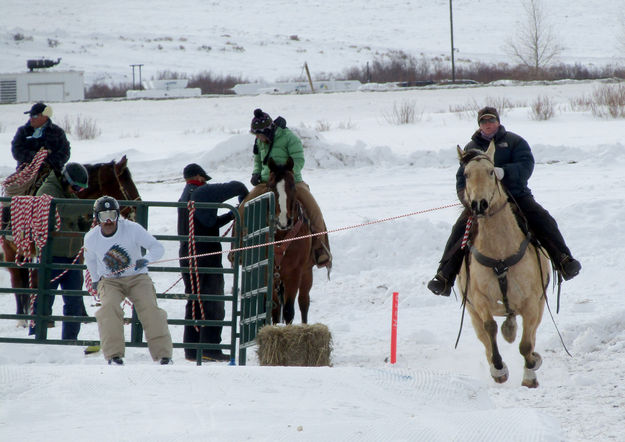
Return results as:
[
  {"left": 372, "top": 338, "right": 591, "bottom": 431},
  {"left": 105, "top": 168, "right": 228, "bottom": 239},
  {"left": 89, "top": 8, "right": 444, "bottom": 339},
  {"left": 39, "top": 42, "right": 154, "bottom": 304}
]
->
[{"left": 240, "top": 108, "right": 332, "bottom": 272}]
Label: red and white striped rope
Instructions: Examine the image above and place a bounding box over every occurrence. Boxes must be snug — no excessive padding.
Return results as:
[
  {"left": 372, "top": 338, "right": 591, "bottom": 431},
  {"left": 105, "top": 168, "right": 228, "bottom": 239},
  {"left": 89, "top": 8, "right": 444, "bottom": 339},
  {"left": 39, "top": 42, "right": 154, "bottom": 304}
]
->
[
  {"left": 2, "top": 148, "right": 49, "bottom": 194},
  {"left": 152, "top": 201, "right": 464, "bottom": 266},
  {"left": 461, "top": 216, "right": 473, "bottom": 250},
  {"left": 186, "top": 201, "right": 206, "bottom": 330}
]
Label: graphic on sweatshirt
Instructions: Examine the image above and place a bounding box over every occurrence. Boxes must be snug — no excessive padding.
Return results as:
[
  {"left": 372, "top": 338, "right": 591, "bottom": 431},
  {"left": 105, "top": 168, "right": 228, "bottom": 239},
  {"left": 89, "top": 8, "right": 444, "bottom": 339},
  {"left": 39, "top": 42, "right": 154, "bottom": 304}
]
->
[{"left": 103, "top": 244, "right": 131, "bottom": 274}]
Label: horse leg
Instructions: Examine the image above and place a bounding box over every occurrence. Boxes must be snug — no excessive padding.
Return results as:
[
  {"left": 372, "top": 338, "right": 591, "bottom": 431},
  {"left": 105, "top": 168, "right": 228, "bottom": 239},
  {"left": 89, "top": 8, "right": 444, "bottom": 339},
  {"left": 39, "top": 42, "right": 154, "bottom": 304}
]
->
[
  {"left": 271, "top": 284, "right": 282, "bottom": 324},
  {"left": 469, "top": 311, "right": 508, "bottom": 383},
  {"left": 282, "top": 280, "right": 297, "bottom": 325},
  {"left": 298, "top": 267, "right": 313, "bottom": 324},
  {"left": 9, "top": 268, "right": 30, "bottom": 327},
  {"left": 519, "top": 307, "right": 543, "bottom": 388}
]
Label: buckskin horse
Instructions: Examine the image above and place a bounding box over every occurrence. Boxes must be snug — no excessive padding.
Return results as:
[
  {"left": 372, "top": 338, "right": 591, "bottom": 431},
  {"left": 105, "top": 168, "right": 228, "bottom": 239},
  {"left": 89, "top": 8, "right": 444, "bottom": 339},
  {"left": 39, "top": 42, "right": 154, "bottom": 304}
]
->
[
  {"left": 266, "top": 157, "right": 313, "bottom": 324},
  {"left": 457, "top": 141, "right": 550, "bottom": 388},
  {"left": 2, "top": 155, "right": 140, "bottom": 325}
]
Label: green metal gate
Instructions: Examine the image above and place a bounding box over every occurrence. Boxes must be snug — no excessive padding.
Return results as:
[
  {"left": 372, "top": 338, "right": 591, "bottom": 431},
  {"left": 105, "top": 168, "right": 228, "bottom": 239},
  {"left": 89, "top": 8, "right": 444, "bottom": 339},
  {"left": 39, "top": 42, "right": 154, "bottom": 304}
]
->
[
  {"left": 0, "top": 196, "right": 241, "bottom": 365},
  {"left": 237, "top": 192, "right": 275, "bottom": 365}
]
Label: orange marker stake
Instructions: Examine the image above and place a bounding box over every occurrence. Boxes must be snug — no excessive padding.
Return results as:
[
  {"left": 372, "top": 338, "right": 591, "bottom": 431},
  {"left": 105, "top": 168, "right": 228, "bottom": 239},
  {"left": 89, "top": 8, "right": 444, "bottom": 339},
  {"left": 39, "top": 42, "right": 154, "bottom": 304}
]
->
[{"left": 390, "top": 291, "right": 398, "bottom": 364}]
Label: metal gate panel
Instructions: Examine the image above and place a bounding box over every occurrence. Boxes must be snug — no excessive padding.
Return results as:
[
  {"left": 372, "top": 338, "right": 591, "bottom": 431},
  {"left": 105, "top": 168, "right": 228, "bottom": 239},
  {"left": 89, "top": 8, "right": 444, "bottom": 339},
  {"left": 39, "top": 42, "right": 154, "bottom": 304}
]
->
[{"left": 237, "top": 192, "right": 274, "bottom": 364}]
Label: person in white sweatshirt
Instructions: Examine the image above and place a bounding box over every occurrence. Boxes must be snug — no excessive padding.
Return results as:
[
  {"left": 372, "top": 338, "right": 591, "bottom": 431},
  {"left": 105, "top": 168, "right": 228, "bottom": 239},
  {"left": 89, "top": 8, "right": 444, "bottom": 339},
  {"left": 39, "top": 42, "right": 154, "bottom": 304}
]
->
[{"left": 84, "top": 196, "right": 173, "bottom": 365}]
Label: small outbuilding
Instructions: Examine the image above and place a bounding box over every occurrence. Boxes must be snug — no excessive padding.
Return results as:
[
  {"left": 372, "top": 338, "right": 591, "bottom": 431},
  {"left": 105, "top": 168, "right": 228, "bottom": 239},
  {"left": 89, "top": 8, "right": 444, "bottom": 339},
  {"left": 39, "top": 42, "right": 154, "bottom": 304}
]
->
[{"left": 0, "top": 59, "right": 84, "bottom": 104}]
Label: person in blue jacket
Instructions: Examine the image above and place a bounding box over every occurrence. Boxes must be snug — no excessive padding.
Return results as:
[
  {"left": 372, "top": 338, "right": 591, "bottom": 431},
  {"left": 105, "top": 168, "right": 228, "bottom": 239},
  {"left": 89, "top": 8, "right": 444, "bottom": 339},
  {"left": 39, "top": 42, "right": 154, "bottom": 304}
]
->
[
  {"left": 428, "top": 107, "right": 581, "bottom": 296},
  {"left": 178, "top": 163, "right": 248, "bottom": 362}
]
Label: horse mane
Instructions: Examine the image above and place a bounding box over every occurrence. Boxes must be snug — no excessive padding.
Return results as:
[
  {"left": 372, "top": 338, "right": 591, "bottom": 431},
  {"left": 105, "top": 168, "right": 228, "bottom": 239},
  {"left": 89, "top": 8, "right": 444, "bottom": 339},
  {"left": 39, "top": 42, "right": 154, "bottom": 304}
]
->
[{"left": 459, "top": 148, "right": 490, "bottom": 166}]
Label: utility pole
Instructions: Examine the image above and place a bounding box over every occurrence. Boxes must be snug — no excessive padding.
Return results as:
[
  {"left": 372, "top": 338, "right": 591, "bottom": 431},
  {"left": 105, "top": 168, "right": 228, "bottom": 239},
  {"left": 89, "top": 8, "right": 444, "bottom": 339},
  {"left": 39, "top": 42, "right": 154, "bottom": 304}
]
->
[
  {"left": 449, "top": 0, "right": 456, "bottom": 83},
  {"left": 130, "top": 64, "right": 144, "bottom": 89}
]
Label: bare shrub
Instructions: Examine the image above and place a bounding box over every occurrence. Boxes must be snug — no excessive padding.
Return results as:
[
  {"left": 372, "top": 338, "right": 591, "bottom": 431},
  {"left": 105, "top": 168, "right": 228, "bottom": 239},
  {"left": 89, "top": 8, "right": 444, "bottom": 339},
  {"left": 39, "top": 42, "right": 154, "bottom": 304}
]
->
[
  {"left": 289, "top": 35, "right": 300, "bottom": 41},
  {"left": 73, "top": 116, "right": 101, "bottom": 140},
  {"left": 590, "top": 84, "right": 625, "bottom": 118},
  {"left": 85, "top": 82, "right": 133, "bottom": 98},
  {"left": 337, "top": 119, "right": 356, "bottom": 130},
  {"left": 529, "top": 95, "right": 556, "bottom": 120},
  {"left": 569, "top": 95, "right": 593, "bottom": 112},
  {"left": 315, "top": 120, "right": 332, "bottom": 132},
  {"left": 450, "top": 97, "right": 517, "bottom": 120},
  {"left": 384, "top": 100, "right": 419, "bottom": 125},
  {"left": 13, "top": 33, "right": 32, "bottom": 41},
  {"left": 0, "top": 121, "right": 4, "bottom": 133},
  {"left": 59, "top": 115, "right": 73, "bottom": 135},
  {"left": 187, "top": 71, "right": 246, "bottom": 95},
  {"left": 47, "top": 38, "right": 60, "bottom": 48}
]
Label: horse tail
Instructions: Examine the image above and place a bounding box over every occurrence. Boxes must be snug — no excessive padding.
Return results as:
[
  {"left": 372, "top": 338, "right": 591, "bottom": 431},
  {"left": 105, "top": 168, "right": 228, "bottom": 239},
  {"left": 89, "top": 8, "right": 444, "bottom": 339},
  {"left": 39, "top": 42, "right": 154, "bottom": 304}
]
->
[{"left": 501, "top": 314, "right": 517, "bottom": 343}]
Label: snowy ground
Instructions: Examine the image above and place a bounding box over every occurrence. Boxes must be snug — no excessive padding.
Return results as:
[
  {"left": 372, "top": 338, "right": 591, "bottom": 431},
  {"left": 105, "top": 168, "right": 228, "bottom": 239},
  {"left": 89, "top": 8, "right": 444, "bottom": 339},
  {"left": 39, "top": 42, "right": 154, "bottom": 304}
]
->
[
  {"left": 1, "top": 82, "right": 624, "bottom": 441},
  {"left": 2, "top": 1, "right": 625, "bottom": 440}
]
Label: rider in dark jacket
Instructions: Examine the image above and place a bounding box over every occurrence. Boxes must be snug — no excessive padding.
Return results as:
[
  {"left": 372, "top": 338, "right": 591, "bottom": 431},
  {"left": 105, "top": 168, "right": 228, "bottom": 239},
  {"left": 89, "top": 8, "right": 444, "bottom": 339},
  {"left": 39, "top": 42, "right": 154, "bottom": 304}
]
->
[
  {"left": 427, "top": 107, "right": 581, "bottom": 297},
  {"left": 11, "top": 102, "right": 70, "bottom": 173}
]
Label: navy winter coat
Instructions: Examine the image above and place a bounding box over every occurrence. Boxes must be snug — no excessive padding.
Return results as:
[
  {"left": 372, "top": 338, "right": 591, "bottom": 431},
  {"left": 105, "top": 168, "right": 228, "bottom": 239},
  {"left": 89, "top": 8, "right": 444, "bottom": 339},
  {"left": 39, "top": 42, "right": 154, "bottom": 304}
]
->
[
  {"left": 11, "top": 120, "right": 70, "bottom": 172},
  {"left": 456, "top": 125, "right": 534, "bottom": 199},
  {"left": 178, "top": 181, "right": 249, "bottom": 267}
]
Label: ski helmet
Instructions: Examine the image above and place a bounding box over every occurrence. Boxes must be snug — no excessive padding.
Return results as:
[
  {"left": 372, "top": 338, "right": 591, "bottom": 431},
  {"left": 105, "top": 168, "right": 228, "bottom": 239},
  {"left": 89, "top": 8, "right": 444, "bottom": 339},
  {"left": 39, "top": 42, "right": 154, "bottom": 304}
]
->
[{"left": 62, "top": 163, "right": 89, "bottom": 189}]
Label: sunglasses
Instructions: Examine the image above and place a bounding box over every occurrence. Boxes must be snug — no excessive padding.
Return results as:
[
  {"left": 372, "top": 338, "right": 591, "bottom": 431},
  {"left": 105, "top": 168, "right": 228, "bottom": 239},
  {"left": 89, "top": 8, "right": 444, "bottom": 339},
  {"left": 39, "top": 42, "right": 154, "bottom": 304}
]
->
[
  {"left": 30, "top": 114, "right": 42, "bottom": 119},
  {"left": 479, "top": 117, "right": 498, "bottom": 124},
  {"left": 97, "top": 210, "right": 119, "bottom": 223}
]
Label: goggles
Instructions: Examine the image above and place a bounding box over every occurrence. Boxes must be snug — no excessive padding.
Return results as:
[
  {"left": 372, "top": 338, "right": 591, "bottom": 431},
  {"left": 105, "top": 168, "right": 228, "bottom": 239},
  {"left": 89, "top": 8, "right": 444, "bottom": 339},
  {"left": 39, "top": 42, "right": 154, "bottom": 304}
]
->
[
  {"left": 97, "top": 210, "right": 119, "bottom": 223},
  {"left": 479, "top": 117, "right": 498, "bottom": 124},
  {"left": 70, "top": 184, "right": 84, "bottom": 193}
]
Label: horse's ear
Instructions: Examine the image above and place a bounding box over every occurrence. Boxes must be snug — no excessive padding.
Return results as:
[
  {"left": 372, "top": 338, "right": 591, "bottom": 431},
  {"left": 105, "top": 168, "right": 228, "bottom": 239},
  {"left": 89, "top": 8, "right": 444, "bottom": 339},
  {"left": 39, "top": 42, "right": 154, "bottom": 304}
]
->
[
  {"left": 486, "top": 140, "right": 495, "bottom": 162},
  {"left": 119, "top": 155, "right": 127, "bottom": 167},
  {"left": 457, "top": 145, "right": 464, "bottom": 161},
  {"left": 286, "top": 156, "right": 294, "bottom": 170}
]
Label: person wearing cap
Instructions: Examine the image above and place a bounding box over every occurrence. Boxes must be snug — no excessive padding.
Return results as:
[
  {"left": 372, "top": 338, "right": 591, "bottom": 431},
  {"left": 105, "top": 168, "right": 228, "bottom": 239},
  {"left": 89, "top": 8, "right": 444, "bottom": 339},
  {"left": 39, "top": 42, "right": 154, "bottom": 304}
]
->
[
  {"left": 11, "top": 102, "right": 70, "bottom": 175},
  {"left": 427, "top": 106, "right": 582, "bottom": 297},
  {"left": 30, "top": 163, "right": 91, "bottom": 340},
  {"left": 178, "top": 163, "right": 248, "bottom": 362},
  {"left": 241, "top": 108, "right": 332, "bottom": 272}
]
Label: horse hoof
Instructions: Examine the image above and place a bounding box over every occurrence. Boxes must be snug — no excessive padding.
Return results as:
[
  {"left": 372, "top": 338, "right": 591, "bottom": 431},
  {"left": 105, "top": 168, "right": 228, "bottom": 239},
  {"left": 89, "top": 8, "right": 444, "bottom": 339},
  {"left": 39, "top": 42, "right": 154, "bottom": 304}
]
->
[
  {"left": 522, "top": 378, "right": 539, "bottom": 388},
  {"left": 522, "top": 365, "right": 539, "bottom": 388},
  {"left": 490, "top": 362, "right": 509, "bottom": 384}
]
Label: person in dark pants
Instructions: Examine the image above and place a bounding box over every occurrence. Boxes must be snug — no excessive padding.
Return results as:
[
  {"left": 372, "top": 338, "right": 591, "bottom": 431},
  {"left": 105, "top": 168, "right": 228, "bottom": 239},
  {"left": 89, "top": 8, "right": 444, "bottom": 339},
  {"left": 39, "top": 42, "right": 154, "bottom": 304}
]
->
[
  {"left": 178, "top": 163, "right": 248, "bottom": 362},
  {"left": 30, "top": 163, "right": 91, "bottom": 339},
  {"left": 427, "top": 106, "right": 581, "bottom": 296}
]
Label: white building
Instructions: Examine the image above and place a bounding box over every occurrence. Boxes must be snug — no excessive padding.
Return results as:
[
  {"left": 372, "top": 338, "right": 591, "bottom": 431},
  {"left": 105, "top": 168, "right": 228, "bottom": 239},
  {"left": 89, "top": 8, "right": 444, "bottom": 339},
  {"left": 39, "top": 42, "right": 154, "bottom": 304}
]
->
[{"left": 0, "top": 70, "right": 85, "bottom": 104}]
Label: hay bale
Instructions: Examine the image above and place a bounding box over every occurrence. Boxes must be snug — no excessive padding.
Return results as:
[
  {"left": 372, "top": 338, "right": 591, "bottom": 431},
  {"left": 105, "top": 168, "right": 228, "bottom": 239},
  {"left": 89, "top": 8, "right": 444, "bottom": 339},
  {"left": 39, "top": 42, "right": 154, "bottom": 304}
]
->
[{"left": 257, "top": 323, "right": 332, "bottom": 366}]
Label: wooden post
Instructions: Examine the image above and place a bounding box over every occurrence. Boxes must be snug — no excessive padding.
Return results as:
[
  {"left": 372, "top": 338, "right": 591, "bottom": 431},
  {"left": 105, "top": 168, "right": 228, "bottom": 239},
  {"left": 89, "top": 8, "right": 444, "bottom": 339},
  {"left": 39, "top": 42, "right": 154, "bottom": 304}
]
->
[{"left": 304, "top": 62, "right": 315, "bottom": 93}]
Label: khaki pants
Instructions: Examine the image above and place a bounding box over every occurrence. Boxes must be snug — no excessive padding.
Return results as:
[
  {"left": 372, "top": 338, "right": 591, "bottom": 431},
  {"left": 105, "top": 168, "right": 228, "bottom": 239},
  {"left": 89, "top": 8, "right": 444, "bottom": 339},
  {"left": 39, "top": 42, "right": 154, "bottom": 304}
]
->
[
  {"left": 95, "top": 274, "right": 173, "bottom": 361},
  {"left": 238, "top": 182, "right": 331, "bottom": 258}
]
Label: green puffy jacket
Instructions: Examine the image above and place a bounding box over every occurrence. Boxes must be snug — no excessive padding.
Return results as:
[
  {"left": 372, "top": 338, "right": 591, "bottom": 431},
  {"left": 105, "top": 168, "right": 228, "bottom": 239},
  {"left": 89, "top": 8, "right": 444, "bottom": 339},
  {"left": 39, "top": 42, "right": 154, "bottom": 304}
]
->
[
  {"left": 253, "top": 127, "right": 305, "bottom": 183},
  {"left": 35, "top": 171, "right": 92, "bottom": 257}
]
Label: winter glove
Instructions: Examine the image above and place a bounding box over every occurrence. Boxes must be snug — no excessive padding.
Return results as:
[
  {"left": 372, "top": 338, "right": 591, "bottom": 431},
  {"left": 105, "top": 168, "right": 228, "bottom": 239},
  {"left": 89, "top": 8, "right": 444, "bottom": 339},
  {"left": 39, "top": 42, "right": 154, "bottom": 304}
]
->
[
  {"left": 494, "top": 167, "right": 505, "bottom": 181},
  {"left": 134, "top": 258, "right": 149, "bottom": 271},
  {"left": 91, "top": 281, "right": 99, "bottom": 292},
  {"left": 250, "top": 173, "right": 261, "bottom": 186}
]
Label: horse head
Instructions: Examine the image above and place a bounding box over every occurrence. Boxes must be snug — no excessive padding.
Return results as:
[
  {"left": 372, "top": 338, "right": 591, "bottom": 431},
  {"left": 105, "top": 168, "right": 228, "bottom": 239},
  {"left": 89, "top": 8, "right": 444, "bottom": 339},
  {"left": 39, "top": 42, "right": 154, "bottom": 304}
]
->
[
  {"left": 81, "top": 155, "right": 141, "bottom": 220},
  {"left": 267, "top": 157, "right": 297, "bottom": 230},
  {"left": 459, "top": 141, "right": 505, "bottom": 217}
]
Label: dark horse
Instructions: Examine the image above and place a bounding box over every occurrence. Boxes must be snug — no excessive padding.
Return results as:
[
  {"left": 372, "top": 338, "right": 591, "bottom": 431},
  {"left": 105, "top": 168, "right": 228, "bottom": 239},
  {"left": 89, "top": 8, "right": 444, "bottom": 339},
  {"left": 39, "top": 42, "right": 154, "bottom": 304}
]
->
[
  {"left": 2, "top": 155, "right": 140, "bottom": 325},
  {"left": 266, "top": 157, "right": 314, "bottom": 324}
]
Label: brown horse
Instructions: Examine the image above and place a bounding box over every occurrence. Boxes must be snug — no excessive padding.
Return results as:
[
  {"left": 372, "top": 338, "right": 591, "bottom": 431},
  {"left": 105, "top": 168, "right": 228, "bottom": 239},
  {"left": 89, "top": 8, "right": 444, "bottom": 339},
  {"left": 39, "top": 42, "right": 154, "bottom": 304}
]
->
[
  {"left": 266, "top": 157, "right": 314, "bottom": 324},
  {"left": 457, "top": 141, "right": 550, "bottom": 388},
  {"left": 2, "top": 155, "right": 140, "bottom": 324}
]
